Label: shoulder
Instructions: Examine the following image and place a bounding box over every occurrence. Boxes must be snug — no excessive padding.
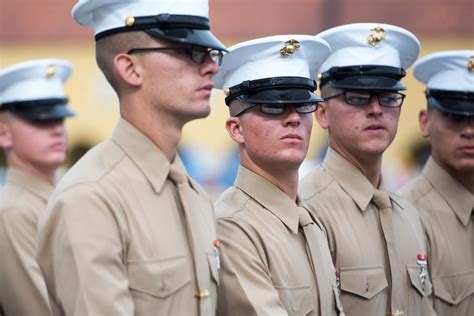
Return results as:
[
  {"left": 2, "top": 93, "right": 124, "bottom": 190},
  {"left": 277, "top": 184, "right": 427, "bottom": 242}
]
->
[
  {"left": 214, "top": 186, "right": 251, "bottom": 219},
  {"left": 397, "top": 174, "right": 433, "bottom": 205},
  {"left": 299, "top": 165, "right": 334, "bottom": 200},
  {"left": 56, "top": 138, "right": 127, "bottom": 193}
]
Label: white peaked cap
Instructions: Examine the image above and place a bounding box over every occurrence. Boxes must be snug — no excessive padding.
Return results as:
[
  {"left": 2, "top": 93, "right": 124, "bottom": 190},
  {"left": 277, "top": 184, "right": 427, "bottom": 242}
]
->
[
  {"left": 214, "top": 34, "right": 331, "bottom": 90},
  {"left": 0, "top": 59, "right": 72, "bottom": 104}
]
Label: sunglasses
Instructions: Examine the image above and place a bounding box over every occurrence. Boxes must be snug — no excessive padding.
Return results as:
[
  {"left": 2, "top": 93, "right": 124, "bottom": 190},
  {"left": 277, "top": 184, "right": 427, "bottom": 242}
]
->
[
  {"left": 235, "top": 102, "right": 318, "bottom": 117},
  {"left": 127, "top": 46, "right": 224, "bottom": 65},
  {"left": 324, "top": 90, "right": 406, "bottom": 108}
]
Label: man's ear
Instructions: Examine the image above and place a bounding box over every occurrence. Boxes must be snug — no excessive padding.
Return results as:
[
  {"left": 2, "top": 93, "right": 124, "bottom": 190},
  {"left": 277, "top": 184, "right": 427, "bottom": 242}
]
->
[
  {"left": 0, "top": 120, "right": 13, "bottom": 150},
  {"left": 315, "top": 102, "right": 329, "bottom": 130},
  {"left": 419, "top": 109, "right": 430, "bottom": 138},
  {"left": 225, "top": 117, "right": 245, "bottom": 144},
  {"left": 114, "top": 53, "right": 143, "bottom": 87}
]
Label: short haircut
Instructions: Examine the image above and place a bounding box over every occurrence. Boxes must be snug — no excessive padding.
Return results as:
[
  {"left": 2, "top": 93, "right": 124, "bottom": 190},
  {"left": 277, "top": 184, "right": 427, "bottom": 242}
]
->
[{"left": 95, "top": 31, "right": 154, "bottom": 94}]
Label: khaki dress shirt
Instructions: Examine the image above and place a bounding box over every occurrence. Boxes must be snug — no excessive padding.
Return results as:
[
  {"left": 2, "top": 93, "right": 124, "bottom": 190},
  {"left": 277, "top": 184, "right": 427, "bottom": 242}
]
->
[
  {"left": 36, "top": 118, "right": 219, "bottom": 316},
  {"left": 399, "top": 157, "right": 474, "bottom": 315},
  {"left": 215, "top": 166, "right": 343, "bottom": 316},
  {"left": 299, "top": 148, "right": 436, "bottom": 316},
  {"left": 0, "top": 168, "right": 53, "bottom": 315}
]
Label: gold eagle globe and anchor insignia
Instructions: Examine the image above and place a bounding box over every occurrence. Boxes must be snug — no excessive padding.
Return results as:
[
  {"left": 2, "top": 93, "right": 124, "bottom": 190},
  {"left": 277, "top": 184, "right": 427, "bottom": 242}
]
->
[
  {"left": 367, "top": 27, "right": 386, "bottom": 47},
  {"left": 125, "top": 16, "right": 135, "bottom": 27},
  {"left": 467, "top": 56, "right": 474, "bottom": 72},
  {"left": 45, "top": 65, "right": 56, "bottom": 79},
  {"left": 280, "top": 39, "right": 300, "bottom": 57}
]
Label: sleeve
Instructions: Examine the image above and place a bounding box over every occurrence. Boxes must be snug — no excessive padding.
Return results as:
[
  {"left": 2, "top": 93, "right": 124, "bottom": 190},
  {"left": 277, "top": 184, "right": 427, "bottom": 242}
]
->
[
  {"left": 36, "top": 183, "right": 133, "bottom": 316},
  {"left": 0, "top": 206, "right": 52, "bottom": 315},
  {"left": 216, "top": 217, "right": 288, "bottom": 316}
]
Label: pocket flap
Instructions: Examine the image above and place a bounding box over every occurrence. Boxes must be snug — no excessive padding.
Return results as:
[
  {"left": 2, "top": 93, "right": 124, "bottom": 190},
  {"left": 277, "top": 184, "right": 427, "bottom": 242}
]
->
[
  {"left": 340, "top": 266, "right": 388, "bottom": 299},
  {"left": 275, "top": 285, "right": 314, "bottom": 315},
  {"left": 128, "top": 256, "right": 191, "bottom": 299},
  {"left": 432, "top": 271, "right": 474, "bottom": 305},
  {"left": 407, "top": 264, "right": 433, "bottom": 297}
]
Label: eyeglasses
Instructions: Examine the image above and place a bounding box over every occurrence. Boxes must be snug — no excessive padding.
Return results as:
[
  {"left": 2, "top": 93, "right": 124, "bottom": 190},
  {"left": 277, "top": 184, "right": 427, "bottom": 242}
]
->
[
  {"left": 324, "top": 90, "right": 406, "bottom": 108},
  {"left": 235, "top": 102, "right": 318, "bottom": 117},
  {"left": 127, "top": 46, "right": 224, "bottom": 65}
]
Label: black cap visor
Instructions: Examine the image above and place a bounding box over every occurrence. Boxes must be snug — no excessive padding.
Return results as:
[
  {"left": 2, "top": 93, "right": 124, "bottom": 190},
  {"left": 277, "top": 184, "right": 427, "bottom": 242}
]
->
[
  {"left": 225, "top": 77, "right": 320, "bottom": 105},
  {"left": 320, "top": 65, "right": 407, "bottom": 91},
  {"left": 0, "top": 98, "right": 76, "bottom": 121},
  {"left": 96, "top": 14, "right": 227, "bottom": 52},
  {"left": 427, "top": 89, "right": 474, "bottom": 116}
]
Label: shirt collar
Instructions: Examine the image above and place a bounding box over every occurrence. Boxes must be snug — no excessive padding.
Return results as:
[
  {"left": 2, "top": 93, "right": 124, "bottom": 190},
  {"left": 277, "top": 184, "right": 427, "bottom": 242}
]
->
[
  {"left": 234, "top": 166, "right": 301, "bottom": 234},
  {"left": 112, "top": 118, "right": 170, "bottom": 193},
  {"left": 423, "top": 157, "right": 474, "bottom": 226},
  {"left": 322, "top": 148, "right": 377, "bottom": 212},
  {"left": 6, "top": 167, "right": 53, "bottom": 202}
]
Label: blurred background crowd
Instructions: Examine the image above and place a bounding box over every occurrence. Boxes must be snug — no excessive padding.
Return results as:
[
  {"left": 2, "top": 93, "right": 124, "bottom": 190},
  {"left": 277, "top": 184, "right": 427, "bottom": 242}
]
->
[{"left": 1, "top": 0, "right": 473, "bottom": 198}]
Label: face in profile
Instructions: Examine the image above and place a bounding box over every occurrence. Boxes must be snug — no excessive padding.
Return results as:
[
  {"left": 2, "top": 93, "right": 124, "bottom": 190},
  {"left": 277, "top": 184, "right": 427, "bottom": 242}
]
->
[
  {"left": 0, "top": 115, "right": 68, "bottom": 170},
  {"left": 130, "top": 37, "right": 221, "bottom": 125}
]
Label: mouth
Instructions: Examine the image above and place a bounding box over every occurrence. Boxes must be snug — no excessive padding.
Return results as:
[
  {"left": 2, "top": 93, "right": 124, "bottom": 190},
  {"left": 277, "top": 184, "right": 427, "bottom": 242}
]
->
[
  {"left": 281, "top": 133, "right": 303, "bottom": 141},
  {"left": 199, "top": 83, "right": 214, "bottom": 91},
  {"left": 364, "top": 123, "right": 386, "bottom": 131},
  {"left": 459, "top": 145, "right": 474, "bottom": 154},
  {"left": 49, "top": 142, "right": 66, "bottom": 150}
]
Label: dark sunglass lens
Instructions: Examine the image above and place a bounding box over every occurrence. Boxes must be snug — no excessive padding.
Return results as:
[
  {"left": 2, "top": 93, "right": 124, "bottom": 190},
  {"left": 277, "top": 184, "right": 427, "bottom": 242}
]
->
[
  {"left": 191, "top": 48, "right": 208, "bottom": 64},
  {"left": 379, "top": 92, "right": 403, "bottom": 107},
  {"left": 345, "top": 91, "right": 371, "bottom": 105},
  {"left": 260, "top": 104, "right": 286, "bottom": 115},
  {"left": 295, "top": 103, "right": 318, "bottom": 113}
]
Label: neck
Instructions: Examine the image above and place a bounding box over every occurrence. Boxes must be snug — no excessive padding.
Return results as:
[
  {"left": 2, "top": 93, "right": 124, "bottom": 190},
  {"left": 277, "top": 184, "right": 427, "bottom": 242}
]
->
[
  {"left": 240, "top": 154, "right": 300, "bottom": 201},
  {"left": 120, "top": 100, "right": 182, "bottom": 162},
  {"left": 8, "top": 158, "right": 57, "bottom": 186},
  {"left": 332, "top": 146, "right": 383, "bottom": 187},
  {"left": 433, "top": 157, "right": 474, "bottom": 193}
]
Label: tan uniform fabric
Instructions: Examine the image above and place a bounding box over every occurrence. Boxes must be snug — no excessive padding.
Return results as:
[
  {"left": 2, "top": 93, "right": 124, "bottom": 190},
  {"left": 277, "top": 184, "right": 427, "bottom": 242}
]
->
[
  {"left": 0, "top": 168, "right": 53, "bottom": 315},
  {"left": 299, "top": 148, "right": 436, "bottom": 316},
  {"left": 36, "top": 118, "right": 219, "bottom": 316},
  {"left": 399, "top": 157, "right": 474, "bottom": 315},
  {"left": 215, "top": 166, "right": 343, "bottom": 316}
]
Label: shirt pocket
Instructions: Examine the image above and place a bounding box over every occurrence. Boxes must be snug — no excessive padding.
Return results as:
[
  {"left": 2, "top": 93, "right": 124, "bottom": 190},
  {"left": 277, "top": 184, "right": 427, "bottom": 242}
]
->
[
  {"left": 274, "top": 284, "right": 314, "bottom": 316},
  {"left": 406, "top": 264, "right": 433, "bottom": 297},
  {"left": 127, "top": 256, "right": 191, "bottom": 299},
  {"left": 340, "top": 265, "right": 388, "bottom": 299},
  {"left": 431, "top": 271, "right": 474, "bottom": 305}
]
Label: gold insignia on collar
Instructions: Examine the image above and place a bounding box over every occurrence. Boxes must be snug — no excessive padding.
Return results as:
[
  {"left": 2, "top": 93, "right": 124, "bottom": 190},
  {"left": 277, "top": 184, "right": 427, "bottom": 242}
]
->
[
  {"left": 317, "top": 73, "right": 323, "bottom": 81},
  {"left": 367, "top": 27, "right": 386, "bottom": 47},
  {"left": 45, "top": 65, "right": 56, "bottom": 79},
  {"left": 280, "top": 39, "right": 300, "bottom": 57},
  {"left": 125, "top": 16, "right": 135, "bottom": 27},
  {"left": 224, "top": 88, "right": 231, "bottom": 96},
  {"left": 468, "top": 56, "right": 474, "bottom": 72}
]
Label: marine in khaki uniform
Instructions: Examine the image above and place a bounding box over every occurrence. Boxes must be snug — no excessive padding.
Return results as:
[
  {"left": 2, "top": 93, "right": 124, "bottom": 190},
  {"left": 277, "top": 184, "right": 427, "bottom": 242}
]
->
[
  {"left": 35, "top": 0, "right": 227, "bottom": 315},
  {"left": 299, "top": 23, "right": 436, "bottom": 316},
  {"left": 212, "top": 35, "right": 344, "bottom": 315},
  {"left": 399, "top": 50, "right": 474, "bottom": 315},
  {"left": 0, "top": 59, "right": 75, "bottom": 315}
]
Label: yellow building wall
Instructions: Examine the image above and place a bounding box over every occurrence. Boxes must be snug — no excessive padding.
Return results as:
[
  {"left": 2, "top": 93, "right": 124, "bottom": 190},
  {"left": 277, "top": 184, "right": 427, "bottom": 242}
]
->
[{"left": 1, "top": 36, "right": 473, "bottom": 189}]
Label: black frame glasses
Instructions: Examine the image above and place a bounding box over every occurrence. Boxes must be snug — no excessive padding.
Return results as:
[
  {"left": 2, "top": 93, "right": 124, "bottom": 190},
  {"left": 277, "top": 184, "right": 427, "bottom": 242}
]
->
[
  {"left": 235, "top": 102, "right": 318, "bottom": 117},
  {"left": 127, "top": 46, "right": 224, "bottom": 65},
  {"left": 324, "top": 90, "right": 406, "bottom": 108}
]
